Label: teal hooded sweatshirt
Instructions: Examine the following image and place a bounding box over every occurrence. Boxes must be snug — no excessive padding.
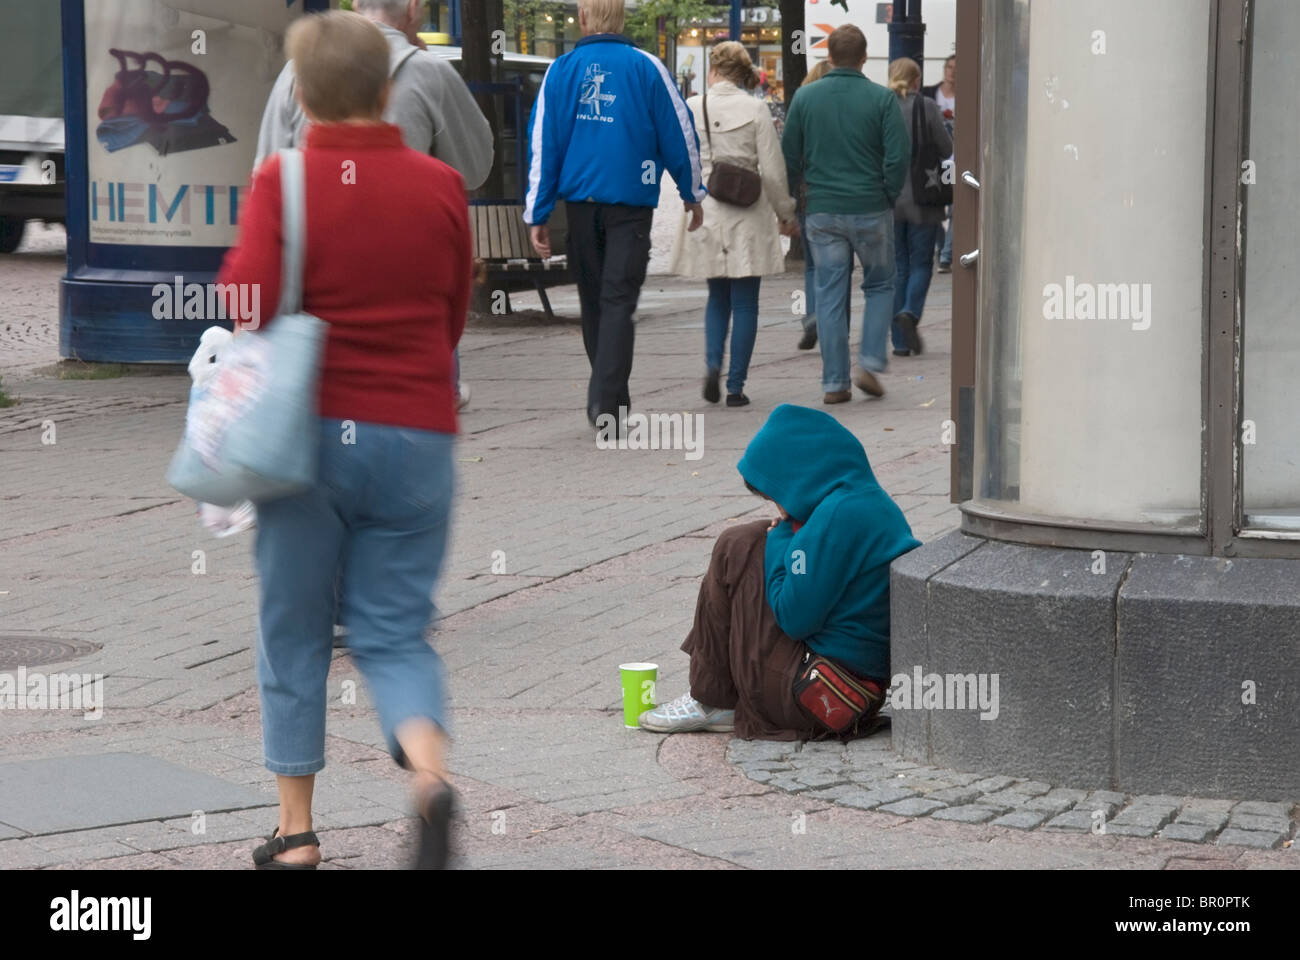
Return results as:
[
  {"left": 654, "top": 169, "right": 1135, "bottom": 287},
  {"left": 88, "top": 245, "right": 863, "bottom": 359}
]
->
[{"left": 737, "top": 405, "right": 920, "bottom": 679}]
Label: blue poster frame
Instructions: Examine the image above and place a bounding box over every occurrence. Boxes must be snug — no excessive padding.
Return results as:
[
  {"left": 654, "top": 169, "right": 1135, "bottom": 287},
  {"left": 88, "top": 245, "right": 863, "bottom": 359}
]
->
[{"left": 59, "top": 0, "right": 330, "bottom": 363}]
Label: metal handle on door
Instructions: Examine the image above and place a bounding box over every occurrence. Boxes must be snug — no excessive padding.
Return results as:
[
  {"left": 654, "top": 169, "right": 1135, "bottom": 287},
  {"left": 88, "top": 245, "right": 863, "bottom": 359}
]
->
[
  {"left": 959, "top": 249, "right": 979, "bottom": 268},
  {"left": 962, "top": 170, "right": 980, "bottom": 190}
]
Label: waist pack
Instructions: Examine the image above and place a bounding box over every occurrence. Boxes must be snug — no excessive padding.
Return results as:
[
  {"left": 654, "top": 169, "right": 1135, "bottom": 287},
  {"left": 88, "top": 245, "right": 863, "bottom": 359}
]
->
[{"left": 793, "top": 650, "right": 885, "bottom": 734}]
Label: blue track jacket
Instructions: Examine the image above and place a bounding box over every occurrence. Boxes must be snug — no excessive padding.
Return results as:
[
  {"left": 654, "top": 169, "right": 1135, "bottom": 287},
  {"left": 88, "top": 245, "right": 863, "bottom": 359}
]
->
[{"left": 523, "top": 34, "right": 706, "bottom": 225}]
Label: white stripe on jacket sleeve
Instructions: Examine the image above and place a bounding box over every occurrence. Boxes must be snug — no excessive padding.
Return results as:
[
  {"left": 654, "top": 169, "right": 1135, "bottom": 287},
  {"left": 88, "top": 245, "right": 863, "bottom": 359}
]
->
[
  {"left": 524, "top": 63, "right": 554, "bottom": 224},
  {"left": 634, "top": 48, "right": 706, "bottom": 202}
]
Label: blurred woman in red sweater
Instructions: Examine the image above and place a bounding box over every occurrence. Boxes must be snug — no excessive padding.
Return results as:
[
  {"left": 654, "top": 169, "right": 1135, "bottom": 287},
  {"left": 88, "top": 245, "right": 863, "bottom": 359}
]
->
[{"left": 218, "top": 10, "right": 472, "bottom": 870}]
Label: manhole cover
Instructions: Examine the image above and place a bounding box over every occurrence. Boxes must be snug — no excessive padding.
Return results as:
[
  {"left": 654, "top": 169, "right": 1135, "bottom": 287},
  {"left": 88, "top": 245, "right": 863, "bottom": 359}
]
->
[{"left": 0, "top": 636, "right": 101, "bottom": 670}]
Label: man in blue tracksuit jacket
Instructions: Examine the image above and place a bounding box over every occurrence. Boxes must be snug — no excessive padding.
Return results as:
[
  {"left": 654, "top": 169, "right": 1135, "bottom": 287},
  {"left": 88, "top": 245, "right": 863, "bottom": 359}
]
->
[{"left": 524, "top": 0, "right": 706, "bottom": 427}]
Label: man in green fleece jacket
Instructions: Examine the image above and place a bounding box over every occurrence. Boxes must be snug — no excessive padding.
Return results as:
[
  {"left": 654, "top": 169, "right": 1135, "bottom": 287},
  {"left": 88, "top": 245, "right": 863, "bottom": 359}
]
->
[
  {"left": 640, "top": 404, "right": 920, "bottom": 739},
  {"left": 782, "top": 25, "right": 910, "bottom": 405}
]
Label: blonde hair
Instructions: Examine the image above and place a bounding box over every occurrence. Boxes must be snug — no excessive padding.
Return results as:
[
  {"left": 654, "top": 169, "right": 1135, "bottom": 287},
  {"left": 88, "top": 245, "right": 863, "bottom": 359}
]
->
[
  {"left": 287, "top": 11, "right": 390, "bottom": 122},
  {"left": 578, "top": 0, "right": 626, "bottom": 34},
  {"left": 802, "top": 60, "right": 833, "bottom": 87},
  {"left": 710, "top": 41, "right": 758, "bottom": 90},
  {"left": 888, "top": 57, "right": 921, "bottom": 97}
]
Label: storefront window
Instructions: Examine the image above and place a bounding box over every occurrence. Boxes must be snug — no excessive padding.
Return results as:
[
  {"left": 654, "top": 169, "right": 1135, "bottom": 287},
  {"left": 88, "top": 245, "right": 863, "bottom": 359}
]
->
[
  {"left": 528, "top": 9, "right": 580, "bottom": 59},
  {"left": 973, "top": 0, "right": 1210, "bottom": 529},
  {"left": 1241, "top": 0, "right": 1300, "bottom": 532}
]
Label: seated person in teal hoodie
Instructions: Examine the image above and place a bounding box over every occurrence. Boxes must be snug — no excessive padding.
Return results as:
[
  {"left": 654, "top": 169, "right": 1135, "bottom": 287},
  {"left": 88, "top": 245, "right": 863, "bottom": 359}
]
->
[{"left": 640, "top": 404, "right": 920, "bottom": 739}]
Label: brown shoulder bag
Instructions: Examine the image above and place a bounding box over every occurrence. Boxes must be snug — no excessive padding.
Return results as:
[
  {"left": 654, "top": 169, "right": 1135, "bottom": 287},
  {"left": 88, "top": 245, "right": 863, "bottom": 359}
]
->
[{"left": 702, "top": 90, "right": 763, "bottom": 208}]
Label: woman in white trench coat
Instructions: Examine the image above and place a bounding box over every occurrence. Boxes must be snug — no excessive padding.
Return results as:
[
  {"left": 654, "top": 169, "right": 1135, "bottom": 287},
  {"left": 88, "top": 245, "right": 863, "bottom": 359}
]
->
[{"left": 669, "top": 41, "right": 798, "bottom": 407}]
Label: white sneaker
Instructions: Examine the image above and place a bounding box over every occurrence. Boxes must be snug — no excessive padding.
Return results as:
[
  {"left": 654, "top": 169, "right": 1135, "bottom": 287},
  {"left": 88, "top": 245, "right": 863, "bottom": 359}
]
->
[
  {"left": 638, "top": 693, "right": 735, "bottom": 733},
  {"left": 457, "top": 382, "right": 471, "bottom": 411}
]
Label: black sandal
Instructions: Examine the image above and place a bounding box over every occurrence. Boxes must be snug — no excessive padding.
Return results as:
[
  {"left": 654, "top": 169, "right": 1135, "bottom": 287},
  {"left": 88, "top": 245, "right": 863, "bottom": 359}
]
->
[
  {"left": 252, "top": 827, "right": 320, "bottom": 870},
  {"left": 413, "top": 778, "right": 456, "bottom": 870}
]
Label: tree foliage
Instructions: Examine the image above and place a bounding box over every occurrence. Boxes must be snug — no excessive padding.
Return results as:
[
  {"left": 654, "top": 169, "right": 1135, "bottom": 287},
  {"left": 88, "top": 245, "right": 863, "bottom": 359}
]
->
[
  {"left": 504, "top": 0, "right": 570, "bottom": 33},
  {"left": 624, "top": 0, "right": 719, "bottom": 51}
]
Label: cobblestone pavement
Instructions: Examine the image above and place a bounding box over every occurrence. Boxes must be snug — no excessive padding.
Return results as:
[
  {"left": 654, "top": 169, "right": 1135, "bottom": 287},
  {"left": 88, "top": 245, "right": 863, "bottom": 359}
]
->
[
  {"left": 0, "top": 231, "right": 1294, "bottom": 869},
  {"left": 728, "top": 740, "right": 1296, "bottom": 851}
]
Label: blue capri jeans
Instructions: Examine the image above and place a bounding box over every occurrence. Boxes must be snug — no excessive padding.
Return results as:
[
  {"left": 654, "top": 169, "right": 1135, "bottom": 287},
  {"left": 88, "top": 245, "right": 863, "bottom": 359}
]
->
[{"left": 254, "top": 417, "right": 454, "bottom": 775}]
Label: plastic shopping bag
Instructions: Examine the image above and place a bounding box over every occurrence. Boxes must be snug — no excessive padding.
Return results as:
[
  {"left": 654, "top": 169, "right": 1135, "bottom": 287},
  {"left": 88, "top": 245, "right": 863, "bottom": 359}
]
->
[
  {"left": 164, "top": 149, "right": 324, "bottom": 508},
  {"left": 181, "top": 327, "right": 258, "bottom": 533},
  {"left": 165, "top": 314, "right": 324, "bottom": 507}
]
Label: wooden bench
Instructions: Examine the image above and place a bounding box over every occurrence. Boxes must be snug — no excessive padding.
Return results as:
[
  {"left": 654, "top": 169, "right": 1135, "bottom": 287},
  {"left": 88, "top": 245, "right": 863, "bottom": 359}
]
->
[{"left": 470, "top": 202, "right": 570, "bottom": 318}]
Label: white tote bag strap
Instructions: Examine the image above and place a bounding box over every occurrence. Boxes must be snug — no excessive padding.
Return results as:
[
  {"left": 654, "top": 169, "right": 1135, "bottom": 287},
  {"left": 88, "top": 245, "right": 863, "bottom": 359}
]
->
[{"left": 276, "top": 148, "right": 306, "bottom": 317}]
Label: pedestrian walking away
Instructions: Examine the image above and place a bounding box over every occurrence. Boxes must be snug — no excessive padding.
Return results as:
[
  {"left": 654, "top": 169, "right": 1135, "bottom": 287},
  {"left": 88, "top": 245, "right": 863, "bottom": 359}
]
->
[
  {"left": 254, "top": 0, "right": 492, "bottom": 425},
  {"left": 523, "top": 0, "right": 706, "bottom": 429},
  {"left": 669, "top": 41, "right": 798, "bottom": 409},
  {"left": 923, "top": 54, "right": 956, "bottom": 271},
  {"left": 791, "top": 60, "right": 850, "bottom": 353},
  {"left": 890, "top": 57, "right": 952, "bottom": 357},
  {"left": 782, "top": 24, "right": 909, "bottom": 405},
  {"left": 639, "top": 404, "right": 920, "bottom": 738},
  {"left": 219, "top": 10, "right": 472, "bottom": 870}
]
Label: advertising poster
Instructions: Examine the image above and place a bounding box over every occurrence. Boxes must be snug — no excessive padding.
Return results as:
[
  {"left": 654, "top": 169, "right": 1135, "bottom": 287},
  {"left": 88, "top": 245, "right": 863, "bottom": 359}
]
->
[{"left": 84, "top": 0, "right": 303, "bottom": 247}]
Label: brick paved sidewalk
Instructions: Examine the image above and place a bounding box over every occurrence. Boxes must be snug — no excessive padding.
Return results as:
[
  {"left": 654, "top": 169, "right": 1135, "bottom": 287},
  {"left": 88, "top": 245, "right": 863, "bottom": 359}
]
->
[{"left": 0, "top": 232, "right": 1292, "bottom": 869}]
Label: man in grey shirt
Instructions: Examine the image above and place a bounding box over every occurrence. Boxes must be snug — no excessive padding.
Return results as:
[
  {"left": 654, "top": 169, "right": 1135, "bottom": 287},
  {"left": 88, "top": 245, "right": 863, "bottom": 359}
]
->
[
  {"left": 255, "top": 0, "right": 493, "bottom": 190},
  {"left": 257, "top": 0, "right": 491, "bottom": 413}
]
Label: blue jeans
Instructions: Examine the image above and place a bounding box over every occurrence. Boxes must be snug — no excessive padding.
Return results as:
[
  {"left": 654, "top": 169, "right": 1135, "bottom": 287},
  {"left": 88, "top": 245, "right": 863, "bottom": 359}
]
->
[
  {"left": 806, "top": 210, "right": 895, "bottom": 390},
  {"left": 800, "top": 213, "right": 817, "bottom": 333},
  {"left": 254, "top": 418, "right": 455, "bottom": 775},
  {"left": 939, "top": 208, "right": 954, "bottom": 264},
  {"left": 892, "top": 220, "right": 940, "bottom": 349},
  {"left": 799, "top": 209, "right": 854, "bottom": 334},
  {"left": 705, "top": 276, "right": 761, "bottom": 396}
]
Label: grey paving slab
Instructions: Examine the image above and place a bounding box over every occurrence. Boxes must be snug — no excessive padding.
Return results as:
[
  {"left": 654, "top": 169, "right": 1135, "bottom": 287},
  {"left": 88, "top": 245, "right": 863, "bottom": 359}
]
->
[
  {"left": 1105, "top": 823, "right": 1161, "bottom": 838},
  {"left": 1044, "top": 809, "right": 1102, "bottom": 833},
  {"left": 1217, "top": 828, "right": 1286, "bottom": 850},
  {"left": 1227, "top": 813, "right": 1292, "bottom": 835},
  {"left": 930, "top": 804, "right": 1000, "bottom": 824},
  {"left": 836, "top": 786, "right": 919, "bottom": 811},
  {"left": 878, "top": 797, "right": 946, "bottom": 817},
  {"left": 1161, "top": 823, "right": 1217, "bottom": 844},
  {"left": 0, "top": 753, "right": 271, "bottom": 835},
  {"left": 927, "top": 787, "right": 983, "bottom": 805},
  {"left": 794, "top": 770, "right": 851, "bottom": 789},
  {"left": 1231, "top": 800, "right": 1293, "bottom": 819},
  {"left": 1110, "top": 804, "right": 1179, "bottom": 832},
  {"left": 991, "top": 810, "right": 1051, "bottom": 831},
  {"left": 1022, "top": 794, "right": 1076, "bottom": 815}
]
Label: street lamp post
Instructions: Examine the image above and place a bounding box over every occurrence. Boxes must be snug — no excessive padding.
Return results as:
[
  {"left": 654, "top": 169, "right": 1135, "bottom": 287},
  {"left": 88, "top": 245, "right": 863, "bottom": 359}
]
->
[{"left": 888, "top": 0, "right": 926, "bottom": 72}]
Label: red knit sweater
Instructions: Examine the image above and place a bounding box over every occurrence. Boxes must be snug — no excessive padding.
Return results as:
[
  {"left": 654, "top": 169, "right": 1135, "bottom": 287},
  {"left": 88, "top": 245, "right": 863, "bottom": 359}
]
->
[{"left": 218, "top": 123, "right": 471, "bottom": 434}]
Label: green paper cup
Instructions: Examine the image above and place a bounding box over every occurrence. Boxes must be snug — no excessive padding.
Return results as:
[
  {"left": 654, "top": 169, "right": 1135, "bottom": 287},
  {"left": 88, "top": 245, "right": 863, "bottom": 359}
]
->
[{"left": 620, "top": 662, "right": 658, "bottom": 728}]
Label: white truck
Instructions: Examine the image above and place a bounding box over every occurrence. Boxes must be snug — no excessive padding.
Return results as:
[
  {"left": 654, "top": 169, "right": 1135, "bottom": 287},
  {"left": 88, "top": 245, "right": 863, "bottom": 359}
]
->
[{"left": 0, "top": 2, "right": 65, "bottom": 253}]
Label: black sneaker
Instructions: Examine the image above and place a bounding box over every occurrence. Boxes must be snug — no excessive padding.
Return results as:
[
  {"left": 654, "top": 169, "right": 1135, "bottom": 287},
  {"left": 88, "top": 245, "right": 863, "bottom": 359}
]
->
[
  {"left": 797, "top": 328, "right": 817, "bottom": 350},
  {"left": 896, "top": 312, "right": 924, "bottom": 356},
  {"left": 937, "top": 261, "right": 951, "bottom": 274},
  {"left": 703, "top": 369, "right": 721, "bottom": 404},
  {"left": 726, "top": 393, "right": 750, "bottom": 407},
  {"left": 893, "top": 349, "right": 912, "bottom": 357}
]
